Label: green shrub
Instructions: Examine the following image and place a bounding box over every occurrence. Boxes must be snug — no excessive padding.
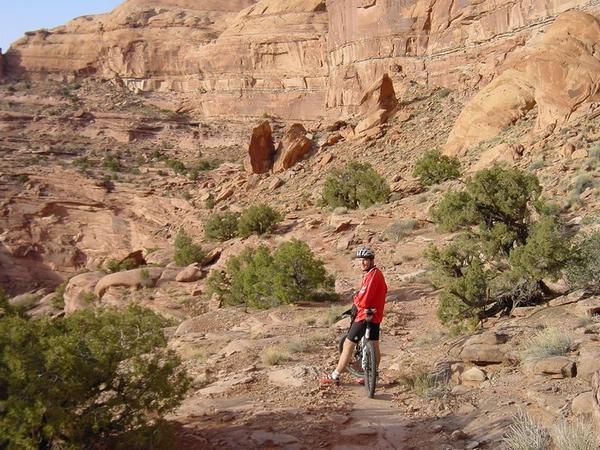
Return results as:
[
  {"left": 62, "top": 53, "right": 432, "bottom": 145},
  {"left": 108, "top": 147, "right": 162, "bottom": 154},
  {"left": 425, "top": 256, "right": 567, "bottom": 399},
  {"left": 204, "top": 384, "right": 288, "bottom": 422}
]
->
[
  {"left": 427, "top": 165, "right": 570, "bottom": 329},
  {"left": 521, "top": 327, "right": 573, "bottom": 364},
  {"left": 503, "top": 410, "right": 550, "bottom": 450},
  {"left": 102, "top": 153, "right": 122, "bottom": 172},
  {"left": 173, "top": 229, "right": 205, "bottom": 266},
  {"left": 16, "top": 174, "right": 29, "bottom": 184},
  {"left": 0, "top": 305, "right": 190, "bottom": 449},
  {"left": 205, "top": 195, "right": 216, "bottom": 210},
  {"left": 566, "top": 230, "right": 600, "bottom": 294},
  {"left": 51, "top": 281, "right": 68, "bottom": 309},
  {"left": 205, "top": 239, "right": 335, "bottom": 309},
  {"left": 104, "top": 257, "right": 138, "bottom": 273},
  {"left": 204, "top": 212, "right": 240, "bottom": 241},
  {"left": 166, "top": 159, "right": 186, "bottom": 175},
  {"left": 412, "top": 149, "right": 461, "bottom": 186},
  {"left": 237, "top": 204, "right": 282, "bottom": 238},
  {"left": 320, "top": 161, "right": 390, "bottom": 209},
  {"left": 188, "top": 159, "right": 220, "bottom": 180}
]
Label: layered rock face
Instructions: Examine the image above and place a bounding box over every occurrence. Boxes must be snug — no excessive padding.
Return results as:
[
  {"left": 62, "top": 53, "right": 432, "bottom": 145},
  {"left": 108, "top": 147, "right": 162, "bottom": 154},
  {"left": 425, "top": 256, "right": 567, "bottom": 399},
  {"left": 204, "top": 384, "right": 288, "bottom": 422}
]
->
[
  {"left": 6, "top": 0, "right": 594, "bottom": 121},
  {"left": 5, "top": 0, "right": 329, "bottom": 121},
  {"left": 444, "top": 10, "right": 600, "bottom": 155},
  {"left": 326, "top": 0, "right": 584, "bottom": 116}
]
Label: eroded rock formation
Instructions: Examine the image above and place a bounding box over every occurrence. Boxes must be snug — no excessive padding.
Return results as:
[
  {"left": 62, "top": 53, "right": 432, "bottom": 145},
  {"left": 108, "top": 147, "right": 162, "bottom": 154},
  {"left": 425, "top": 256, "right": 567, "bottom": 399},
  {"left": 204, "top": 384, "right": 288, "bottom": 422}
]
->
[
  {"left": 4, "top": 0, "right": 596, "bottom": 121},
  {"left": 273, "top": 123, "right": 312, "bottom": 172},
  {"left": 444, "top": 10, "right": 600, "bottom": 156},
  {"left": 244, "top": 121, "right": 276, "bottom": 174}
]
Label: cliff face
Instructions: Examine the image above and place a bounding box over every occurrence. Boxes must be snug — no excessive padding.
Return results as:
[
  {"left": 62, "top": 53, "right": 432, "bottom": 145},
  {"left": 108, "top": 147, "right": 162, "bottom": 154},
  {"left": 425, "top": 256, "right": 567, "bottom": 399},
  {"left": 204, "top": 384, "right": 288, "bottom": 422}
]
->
[{"left": 4, "top": 0, "right": 598, "bottom": 120}]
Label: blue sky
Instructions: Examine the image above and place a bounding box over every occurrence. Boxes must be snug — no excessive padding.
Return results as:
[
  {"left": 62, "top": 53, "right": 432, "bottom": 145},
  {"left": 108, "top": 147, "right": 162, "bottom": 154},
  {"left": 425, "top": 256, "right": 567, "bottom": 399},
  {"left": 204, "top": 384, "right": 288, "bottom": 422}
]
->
[{"left": 1, "top": 1, "right": 122, "bottom": 52}]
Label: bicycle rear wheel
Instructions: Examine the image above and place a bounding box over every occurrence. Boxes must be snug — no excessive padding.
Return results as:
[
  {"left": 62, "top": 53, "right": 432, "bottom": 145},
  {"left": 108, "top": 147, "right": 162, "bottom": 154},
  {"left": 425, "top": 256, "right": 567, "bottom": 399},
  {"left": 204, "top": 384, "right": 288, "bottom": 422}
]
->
[
  {"left": 338, "top": 334, "right": 364, "bottom": 378},
  {"left": 362, "top": 340, "right": 377, "bottom": 398}
]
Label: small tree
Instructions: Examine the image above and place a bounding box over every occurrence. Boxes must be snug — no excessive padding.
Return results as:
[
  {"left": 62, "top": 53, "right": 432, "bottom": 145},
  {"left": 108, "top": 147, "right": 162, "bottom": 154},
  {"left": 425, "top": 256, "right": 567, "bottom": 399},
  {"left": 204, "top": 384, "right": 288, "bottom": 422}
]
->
[
  {"left": 0, "top": 305, "right": 190, "bottom": 448},
  {"left": 204, "top": 212, "right": 240, "bottom": 241},
  {"left": 206, "top": 239, "right": 336, "bottom": 309},
  {"left": 413, "top": 149, "right": 461, "bottom": 186},
  {"left": 566, "top": 230, "right": 600, "bottom": 294},
  {"left": 320, "top": 161, "right": 390, "bottom": 209},
  {"left": 427, "top": 165, "right": 570, "bottom": 330},
  {"left": 173, "top": 229, "right": 205, "bottom": 266},
  {"left": 237, "top": 204, "right": 282, "bottom": 238}
]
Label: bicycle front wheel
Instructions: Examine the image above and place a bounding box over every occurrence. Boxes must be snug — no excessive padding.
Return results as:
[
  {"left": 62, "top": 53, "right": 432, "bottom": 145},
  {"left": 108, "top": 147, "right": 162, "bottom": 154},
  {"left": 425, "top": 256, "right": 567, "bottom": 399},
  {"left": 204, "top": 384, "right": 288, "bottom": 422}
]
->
[{"left": 362, "top": 340, "right": 377, "bottom": 398}]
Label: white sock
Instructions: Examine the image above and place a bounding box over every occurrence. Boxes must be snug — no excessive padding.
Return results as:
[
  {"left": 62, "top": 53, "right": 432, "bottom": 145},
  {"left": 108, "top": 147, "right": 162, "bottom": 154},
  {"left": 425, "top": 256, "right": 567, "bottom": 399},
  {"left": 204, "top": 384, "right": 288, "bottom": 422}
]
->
[{"left": 331, "top": 370, "right": 340, "bottom": 380}]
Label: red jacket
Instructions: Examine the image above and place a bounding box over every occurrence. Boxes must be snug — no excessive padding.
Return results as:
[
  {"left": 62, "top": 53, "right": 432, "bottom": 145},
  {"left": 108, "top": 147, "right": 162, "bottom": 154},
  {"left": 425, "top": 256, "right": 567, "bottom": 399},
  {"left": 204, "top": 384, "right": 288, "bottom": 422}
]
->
[{"left": 353, "top": 267, "right": 387, "bottom": 324}]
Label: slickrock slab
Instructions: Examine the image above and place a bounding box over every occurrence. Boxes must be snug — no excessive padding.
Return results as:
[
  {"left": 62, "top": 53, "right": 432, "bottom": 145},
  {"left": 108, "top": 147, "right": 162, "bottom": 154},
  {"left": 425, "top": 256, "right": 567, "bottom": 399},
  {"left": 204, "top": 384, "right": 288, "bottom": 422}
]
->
[
  {"left": 461, "top": 367, "right": 487, "bottom": 383},
  {"left": 528, "top": 356, "right": 576, "bottom": 378},
  {"left": 571, "top": 391, "right": 594, "bottom": 416},
  {"left": 577, "top": 351, "right": 600, "bottom": 381},
  {"left": 460, "top": 344, "right": 506, "bottom": 364},
  {"left": 94, "top": 267, "right": 163, "bottom": 298}
]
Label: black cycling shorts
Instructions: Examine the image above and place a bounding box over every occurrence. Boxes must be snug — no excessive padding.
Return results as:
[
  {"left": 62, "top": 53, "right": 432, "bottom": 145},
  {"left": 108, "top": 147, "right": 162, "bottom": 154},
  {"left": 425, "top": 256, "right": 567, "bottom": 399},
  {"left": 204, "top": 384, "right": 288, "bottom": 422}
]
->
[{"left": 347, "top": 320, "right": 380, "bottom": 342}]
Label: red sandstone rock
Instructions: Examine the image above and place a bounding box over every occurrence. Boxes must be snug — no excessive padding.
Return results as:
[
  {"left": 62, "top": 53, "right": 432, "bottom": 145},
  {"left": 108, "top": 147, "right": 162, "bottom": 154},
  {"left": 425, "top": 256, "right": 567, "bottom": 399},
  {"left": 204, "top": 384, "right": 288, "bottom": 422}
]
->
[
  {"left": 273, "top": 124, "right": 312, "bottom": 173},
  {"left": 444, "top": 11, "right": 600, "bottom": 156},
  {"left": 244, "top": 121, "right": 276, "bottom": 174}
]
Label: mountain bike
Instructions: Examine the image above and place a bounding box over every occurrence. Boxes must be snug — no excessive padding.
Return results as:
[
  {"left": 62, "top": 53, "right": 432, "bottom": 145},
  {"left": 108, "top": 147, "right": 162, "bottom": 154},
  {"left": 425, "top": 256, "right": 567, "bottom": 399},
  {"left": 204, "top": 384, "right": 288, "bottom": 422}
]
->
[{"left": 338, "top": 307, "right": 378, "bottom": 398}]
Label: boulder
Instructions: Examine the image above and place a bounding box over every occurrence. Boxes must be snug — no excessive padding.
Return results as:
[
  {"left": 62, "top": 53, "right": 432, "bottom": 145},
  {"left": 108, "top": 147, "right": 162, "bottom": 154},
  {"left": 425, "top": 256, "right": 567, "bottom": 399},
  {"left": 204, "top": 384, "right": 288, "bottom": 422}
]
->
[
  {"left": 593, "top": 371, "right": 600, "bottom": 425},
  {"left": 176, "top": 264, "right": 203, "bottom": 283},
  {"left": 572, "top": 391, "right": 594, "bottom": 416},
  {"left": 358, "top": 73, "right": 397, "bottom": 117},
  {"left": 64, "top": 271, "right": 105, "bottom": 314},
  {"left": 528, "top": 356, "right": 576, "bottom": 378},
  {"left": 460, "top": 344, "right": 506, "bottom": 364},
  {"left": 329, "top": 215, "right": 353, "bottom": 232},
  {"left": 244, "top": 121, "right": 276, "bottom": 174},
  {"left": 577, "top": 351, "right": 600, "bottom": 381},
  {"left": 273, "top": 124, "right": 312, "bottom": 172},
  {"left": 94, "top": 267, "right": 163, "bottom": 299},
  {"left": 120, "top": 250, "right": 146, "bottom": 269},
  {"left": 461, "top": 367, "right": 487, "bottom": 383},
  {"left": 465, "top": 332, "right": 506, "bottom": 346}
]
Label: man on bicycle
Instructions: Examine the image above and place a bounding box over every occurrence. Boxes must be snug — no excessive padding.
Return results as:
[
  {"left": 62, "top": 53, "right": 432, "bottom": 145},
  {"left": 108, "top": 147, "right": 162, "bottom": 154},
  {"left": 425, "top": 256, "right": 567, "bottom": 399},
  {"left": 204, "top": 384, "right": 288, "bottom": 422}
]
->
[{"left": 320, "top": 246, "right": 388, "bottom": 385}]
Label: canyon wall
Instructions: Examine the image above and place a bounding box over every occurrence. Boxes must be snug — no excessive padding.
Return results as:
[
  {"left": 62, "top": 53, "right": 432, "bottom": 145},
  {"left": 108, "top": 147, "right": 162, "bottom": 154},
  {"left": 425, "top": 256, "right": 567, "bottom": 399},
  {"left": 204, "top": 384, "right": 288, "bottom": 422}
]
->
[{"left": 4, "top": 0, "right": 598, "bottom": 120}]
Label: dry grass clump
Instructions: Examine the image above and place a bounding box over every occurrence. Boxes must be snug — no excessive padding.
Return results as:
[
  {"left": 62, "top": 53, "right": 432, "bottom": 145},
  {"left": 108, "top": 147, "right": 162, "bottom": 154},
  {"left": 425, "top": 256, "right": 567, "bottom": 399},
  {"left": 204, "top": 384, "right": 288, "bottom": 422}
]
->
[
  {"left": 397, "top": 367, "right": 449, "bottom": 399},
  {"left": 521, "top": 327, "right": 573, "bottom": 364},
  {"left": 552, "top": 419, "right": 599, "bottom": 450},
  {"left": 322, "top": 305, "right": 348, "bottom": 326},
  {"left": 383, "top": 219, "right": 418, "bottom": 242},
  {"left": 260, "top": 346, "right": 289, "bottom": 366},
  {"left": 503, "top": 410, "right": 549, "bottom": 450},
  {"left": 286, "top": 339, "right": 309, "bottom": 354}
]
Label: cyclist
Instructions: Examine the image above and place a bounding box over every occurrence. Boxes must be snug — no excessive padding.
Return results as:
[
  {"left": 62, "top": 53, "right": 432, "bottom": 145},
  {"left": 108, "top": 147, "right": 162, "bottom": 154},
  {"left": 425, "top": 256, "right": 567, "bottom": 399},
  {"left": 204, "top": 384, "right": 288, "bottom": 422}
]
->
[{"left": 320, "top": 246, "right": 388, "bottom": 385}]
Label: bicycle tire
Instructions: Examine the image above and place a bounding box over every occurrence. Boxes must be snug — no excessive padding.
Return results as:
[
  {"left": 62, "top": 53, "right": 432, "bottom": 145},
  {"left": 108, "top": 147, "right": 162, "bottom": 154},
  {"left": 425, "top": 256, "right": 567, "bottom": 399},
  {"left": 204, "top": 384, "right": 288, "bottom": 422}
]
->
[
  {"left": 363, "top": 340, "right": 377, "bottom": 398},
  {"left": 338, "top": 334, "right": 364, "bottom": 378}
]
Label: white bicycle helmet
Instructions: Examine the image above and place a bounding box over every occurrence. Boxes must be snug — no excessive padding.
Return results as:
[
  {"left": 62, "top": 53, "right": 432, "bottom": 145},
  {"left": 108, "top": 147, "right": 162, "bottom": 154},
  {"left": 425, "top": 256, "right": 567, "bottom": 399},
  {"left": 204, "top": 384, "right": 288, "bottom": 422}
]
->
[{"left": 355, "top": 247, "right": 375, "bottom": 259}]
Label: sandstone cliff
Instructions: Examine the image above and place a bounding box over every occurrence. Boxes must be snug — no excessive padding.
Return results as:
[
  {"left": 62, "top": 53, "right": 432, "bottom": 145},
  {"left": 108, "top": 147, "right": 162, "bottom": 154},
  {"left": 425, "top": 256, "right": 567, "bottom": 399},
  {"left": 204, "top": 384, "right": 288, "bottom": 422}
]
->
[{"left": 5, "top": 0, "right": 599, "bottom": 121}]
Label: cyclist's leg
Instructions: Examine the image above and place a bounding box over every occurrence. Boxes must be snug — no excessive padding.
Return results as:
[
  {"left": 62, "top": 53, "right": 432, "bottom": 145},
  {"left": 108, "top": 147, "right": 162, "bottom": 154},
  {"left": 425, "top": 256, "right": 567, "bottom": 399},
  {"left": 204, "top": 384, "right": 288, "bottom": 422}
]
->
[
  {"left": 337, "top": 320, "right": 367, "bottom": 374},
  {"left": 336, "top": 338, "right": 356, "bottom": 374}
]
